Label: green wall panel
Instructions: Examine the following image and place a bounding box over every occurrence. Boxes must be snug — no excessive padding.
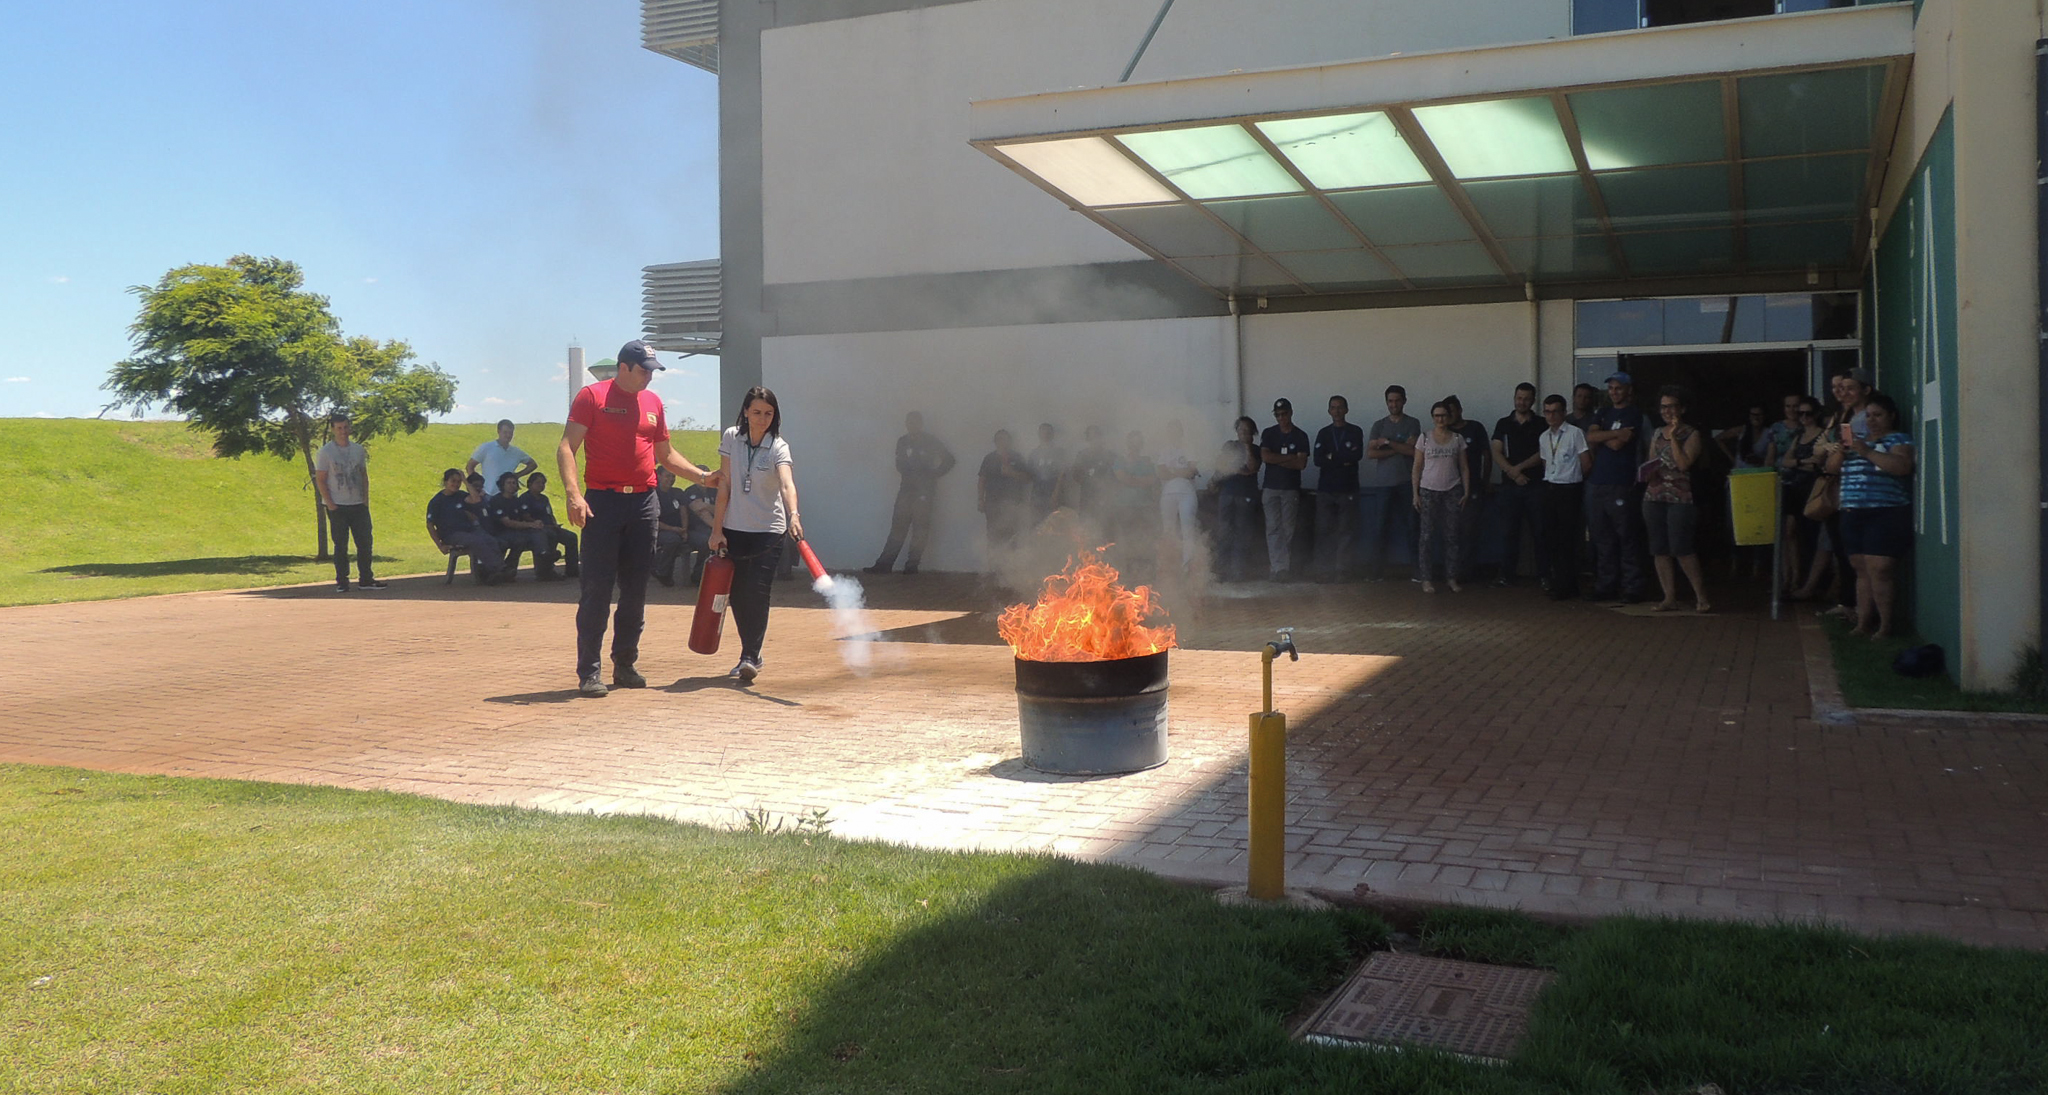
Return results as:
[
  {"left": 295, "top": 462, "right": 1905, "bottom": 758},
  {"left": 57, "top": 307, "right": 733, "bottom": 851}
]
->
[{"left": 1870, "top": 110, "right": 1960, "bottom": 657}]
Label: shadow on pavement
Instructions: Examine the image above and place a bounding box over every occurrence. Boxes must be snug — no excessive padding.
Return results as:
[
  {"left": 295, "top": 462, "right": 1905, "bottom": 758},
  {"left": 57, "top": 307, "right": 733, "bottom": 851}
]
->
[
  {"left": 484, "top": 689, "right": 586, "bottom": 706},
  {"left": 39, "top": 554, "right": 397, "bottom": 579}
]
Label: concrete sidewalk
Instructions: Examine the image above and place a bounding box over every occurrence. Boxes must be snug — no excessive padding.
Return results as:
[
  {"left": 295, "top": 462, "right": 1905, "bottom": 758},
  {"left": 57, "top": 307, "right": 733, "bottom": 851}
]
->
[{"left": 2, "top": 570, "right": 2042, "bottom": 949}]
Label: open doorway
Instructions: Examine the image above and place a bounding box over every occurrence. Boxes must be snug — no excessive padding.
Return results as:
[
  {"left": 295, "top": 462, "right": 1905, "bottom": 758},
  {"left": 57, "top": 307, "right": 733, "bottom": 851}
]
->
[{"left": 1618, "top": 348, "right": 1809, "bottom": 569}]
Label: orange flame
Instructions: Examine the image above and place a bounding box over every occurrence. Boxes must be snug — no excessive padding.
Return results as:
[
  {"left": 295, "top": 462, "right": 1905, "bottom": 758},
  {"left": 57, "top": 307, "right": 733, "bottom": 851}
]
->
[{"left": 997, "top": 549, "right": 1177, "bottom": 662}]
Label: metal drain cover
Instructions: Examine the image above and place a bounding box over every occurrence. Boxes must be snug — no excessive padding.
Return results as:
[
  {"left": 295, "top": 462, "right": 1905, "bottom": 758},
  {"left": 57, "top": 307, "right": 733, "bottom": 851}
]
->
[{"left": 1301, "top": 952, "right": 1554, "bottom": 1062}]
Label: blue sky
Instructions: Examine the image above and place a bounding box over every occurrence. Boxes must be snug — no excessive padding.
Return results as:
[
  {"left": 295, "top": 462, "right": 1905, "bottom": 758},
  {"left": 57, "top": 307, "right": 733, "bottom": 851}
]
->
[{"left": 0, "top": 0, "right": 722, "bottom": 426}]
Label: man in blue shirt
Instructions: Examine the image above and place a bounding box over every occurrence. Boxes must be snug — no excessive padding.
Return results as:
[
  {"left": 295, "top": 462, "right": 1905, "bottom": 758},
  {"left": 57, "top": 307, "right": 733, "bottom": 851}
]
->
[
  {"left": 427, "top": 468, "right": 508, "bottom": 583},
  {"left": 1583, "top": 372, "right": 1648, "bottom": 602},
  {"left": 1311, "top": 395, "right": 1364, "bottom": 582},
  {"left": 1260, "top": 398, "right": 1312, "bottom": 582}
]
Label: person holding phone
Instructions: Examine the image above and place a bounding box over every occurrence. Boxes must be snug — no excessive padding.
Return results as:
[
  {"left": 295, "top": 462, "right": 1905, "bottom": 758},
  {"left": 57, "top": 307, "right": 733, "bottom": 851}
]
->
[{"left": 1828, "top": 392, "right": 1915, "bottom": 638}]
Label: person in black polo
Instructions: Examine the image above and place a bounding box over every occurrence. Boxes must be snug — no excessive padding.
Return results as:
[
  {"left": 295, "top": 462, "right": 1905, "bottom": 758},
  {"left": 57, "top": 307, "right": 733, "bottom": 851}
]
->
[
  {"left": 520, "top": 472, "right": 579, "bottom": 579},
  {"left": 487, "top": 471, "right": 555, "bottom": 579},
  {"left": 1311, "top": 395, "right": 1363, "bottom": 582},
  {"left": 427, "top": 468, "right": 508, "bottom": 582},
  {"left": 1490, "top": 383, "right": 1548, "bottom": 586},
  {"left": 1259, "top": 398, "right": 1311, "bottom": 582}
]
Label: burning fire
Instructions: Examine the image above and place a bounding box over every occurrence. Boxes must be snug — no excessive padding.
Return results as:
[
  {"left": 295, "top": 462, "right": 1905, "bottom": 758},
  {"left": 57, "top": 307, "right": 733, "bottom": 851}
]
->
[{"left": 997, "top": 550, "right": 1176, "bottom": 662}]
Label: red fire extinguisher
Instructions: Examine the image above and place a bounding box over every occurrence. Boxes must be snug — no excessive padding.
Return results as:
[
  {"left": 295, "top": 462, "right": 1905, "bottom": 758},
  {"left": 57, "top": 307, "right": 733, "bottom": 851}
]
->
[{"left": 689, "top": 550, "right": 734, "bottom": 655}]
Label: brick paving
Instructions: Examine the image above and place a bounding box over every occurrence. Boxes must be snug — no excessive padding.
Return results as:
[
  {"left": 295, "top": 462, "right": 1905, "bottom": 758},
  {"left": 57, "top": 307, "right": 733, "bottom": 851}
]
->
[{"left": 2, "top": 569, "right": 2044, "bottom": 949}]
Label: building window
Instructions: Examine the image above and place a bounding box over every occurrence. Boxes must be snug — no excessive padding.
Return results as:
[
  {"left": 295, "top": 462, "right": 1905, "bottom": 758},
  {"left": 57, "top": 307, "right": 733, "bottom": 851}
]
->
[{"left": 1574, "top": 0, "right": 1859, "bottom": 34}]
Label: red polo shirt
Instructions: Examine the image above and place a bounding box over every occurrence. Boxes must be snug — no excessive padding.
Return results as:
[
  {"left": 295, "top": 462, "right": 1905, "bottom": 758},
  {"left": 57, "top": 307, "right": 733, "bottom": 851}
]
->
[{"left": 568, "top": 380, "right": 669, "bottom": 490}]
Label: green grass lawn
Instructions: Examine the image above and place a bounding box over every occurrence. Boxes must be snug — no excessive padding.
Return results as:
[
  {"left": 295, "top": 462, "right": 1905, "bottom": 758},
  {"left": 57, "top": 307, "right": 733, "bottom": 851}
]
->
[
  {"left": 1820, "top": 614, "right": 2048, "bottom": 714},
  {"left": 0, "top": 419, "right": 720, "bottom": 607},
  {"left": 7, "top": 764, "right": 2045, "bottom": 1094}
]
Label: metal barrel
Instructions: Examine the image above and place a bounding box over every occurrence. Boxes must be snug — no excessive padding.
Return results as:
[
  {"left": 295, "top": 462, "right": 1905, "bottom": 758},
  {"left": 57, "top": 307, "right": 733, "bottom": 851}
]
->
[{"left": 1015, "top": 651, "right": 1170, "bottom": 775}]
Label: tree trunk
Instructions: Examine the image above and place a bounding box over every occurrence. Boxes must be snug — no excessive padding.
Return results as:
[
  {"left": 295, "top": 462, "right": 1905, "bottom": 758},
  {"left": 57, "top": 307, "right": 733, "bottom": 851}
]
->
[{"left": 296, "top": 420, "right": 329, "bottom": 561}]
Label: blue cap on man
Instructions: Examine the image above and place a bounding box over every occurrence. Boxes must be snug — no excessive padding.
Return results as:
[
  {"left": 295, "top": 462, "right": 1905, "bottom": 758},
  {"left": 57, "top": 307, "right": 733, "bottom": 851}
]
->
[{"left": 618, "top": 340, "right": 665, "bottom": 370}]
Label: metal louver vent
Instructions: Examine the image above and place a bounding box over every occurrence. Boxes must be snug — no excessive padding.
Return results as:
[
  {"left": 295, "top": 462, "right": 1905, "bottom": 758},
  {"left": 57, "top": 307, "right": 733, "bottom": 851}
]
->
[
  {"left": 643, "top": 0, "right": 719, "bottom": 73},
  {"left": 643, "top": 260, "right": 721, "bottom": 356}
]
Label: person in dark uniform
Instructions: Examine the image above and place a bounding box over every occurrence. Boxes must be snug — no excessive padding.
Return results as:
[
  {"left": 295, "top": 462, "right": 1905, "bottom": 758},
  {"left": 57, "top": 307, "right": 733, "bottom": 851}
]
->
[
  {"left": 557, "top": 340, "right": 720, "bottom": 696},
  {"left": 653, "top": 468, "right": 689, "bottom": 586},
  {"left": 1260, "top": 399, "right": 1311, "bottom": 582},
  {"left": 653, "top": 468, "right": 717, "bottom": 586},
  {"left": 866, "top": 411, "right": 954, "bottom": 575},
  {"left": 978, "top": 429, "right": 1032, "bottom": 577},
  {"left": 1311, "top": 395, "right": 1363, "bottom": 582},
  {"left": 520, "top": 472, "right": 579, "bottom": 578},
  {"left": 1068, "top": 423, "right": 1117, "bottom": 539},
  {"left": 427, "top": 468, "right": 508, "bottom": 582},
  {"left": 487, "top": 471, "right": 555, "bottom": 579}
]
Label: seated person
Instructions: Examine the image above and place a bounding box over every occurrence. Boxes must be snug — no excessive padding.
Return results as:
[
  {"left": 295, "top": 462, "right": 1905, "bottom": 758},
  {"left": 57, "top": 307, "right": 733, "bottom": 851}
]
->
[
  {"left": 653, "top": 468, "right": 717, "bottom": 586},
  {"left": 486, "top": 471, "right": 555, "bottom": 578},
  {"left": 520, "top": 472, "right": 579, "bottom": 578},
  {"left": 427, "top": 468, "right": 508, "bottom": 581},
  {"left": 679, "top": 478, "right": 716, "bottom": 583}
]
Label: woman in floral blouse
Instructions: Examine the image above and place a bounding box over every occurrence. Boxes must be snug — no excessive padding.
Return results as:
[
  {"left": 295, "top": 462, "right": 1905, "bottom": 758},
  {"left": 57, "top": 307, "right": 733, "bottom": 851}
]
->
[{"left": 1644, "top": 385, "right": 1710, "bottom": 613}]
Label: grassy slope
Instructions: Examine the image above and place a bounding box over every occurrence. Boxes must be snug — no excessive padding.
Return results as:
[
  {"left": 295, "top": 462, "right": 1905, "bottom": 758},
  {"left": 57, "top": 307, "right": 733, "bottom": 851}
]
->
[
  {"left": 6, "top": 765, "right": 2046, "bottom": 1095},
  {"left": 0, "top": 419, "right": 719, "bottom": 607}
]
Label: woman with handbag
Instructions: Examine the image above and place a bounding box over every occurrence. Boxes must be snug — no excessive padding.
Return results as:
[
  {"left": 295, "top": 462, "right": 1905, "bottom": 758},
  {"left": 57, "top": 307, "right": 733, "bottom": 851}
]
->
[
  {"left": 1828, "top": 392, "right": 1915, "bottom": 639},
  {"left": 1643, "top": 386, "right": 1709, "bottom": 613}
]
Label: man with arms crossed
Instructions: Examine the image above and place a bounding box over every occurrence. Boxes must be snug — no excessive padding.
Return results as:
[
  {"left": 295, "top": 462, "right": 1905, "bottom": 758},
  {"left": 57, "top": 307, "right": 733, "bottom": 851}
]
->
[
  {"left": 558, "top": 340, "right": 720, "bottom": 696},
  {"left": 315, "top": 411, "right": 385, "bottom": 592}
]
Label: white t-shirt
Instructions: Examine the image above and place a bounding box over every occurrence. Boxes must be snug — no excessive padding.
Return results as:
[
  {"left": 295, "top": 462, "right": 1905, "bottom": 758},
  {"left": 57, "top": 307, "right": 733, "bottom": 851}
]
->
[
  {"left": 471, "top": 440, "right": 534, "bottom": 495},
  {"left": 718, "top": 427, "right": 794, "bottom": 533},
  {"left": 315, "top": 441, "right": 368, "bottom": 505},
  {"left": 1156, "top": 449, "right": 1199, "bottom": 497}
]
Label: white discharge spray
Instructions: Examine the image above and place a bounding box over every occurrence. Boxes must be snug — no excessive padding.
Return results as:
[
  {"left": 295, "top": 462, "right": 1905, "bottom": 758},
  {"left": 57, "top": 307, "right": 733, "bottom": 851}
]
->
[{"left": 814, "top": 573, "right": 878, "bottom": 674}]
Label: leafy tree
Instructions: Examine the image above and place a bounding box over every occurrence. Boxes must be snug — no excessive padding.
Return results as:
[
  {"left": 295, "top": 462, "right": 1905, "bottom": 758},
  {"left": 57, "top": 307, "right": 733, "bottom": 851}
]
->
[{"left": 105, "top": 255, "right": 457, "bottom": 558}]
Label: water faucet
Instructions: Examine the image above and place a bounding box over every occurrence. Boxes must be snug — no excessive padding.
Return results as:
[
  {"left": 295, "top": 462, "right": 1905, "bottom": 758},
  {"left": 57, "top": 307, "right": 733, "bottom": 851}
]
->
[{"left": 1265, "top": 627, "right": 1298, "bottom": 662}]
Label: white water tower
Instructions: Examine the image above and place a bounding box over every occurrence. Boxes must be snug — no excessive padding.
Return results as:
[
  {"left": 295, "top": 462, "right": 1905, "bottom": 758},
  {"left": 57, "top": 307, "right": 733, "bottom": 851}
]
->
[{"left": 566, "top": 344, "right": 586, "bottom": 408}]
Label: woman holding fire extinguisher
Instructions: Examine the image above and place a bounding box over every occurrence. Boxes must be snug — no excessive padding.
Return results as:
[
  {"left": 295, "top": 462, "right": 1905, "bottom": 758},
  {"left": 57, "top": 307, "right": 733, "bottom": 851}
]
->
[{"left": 709, "top": 386, "right": 802, "bottom": 683}]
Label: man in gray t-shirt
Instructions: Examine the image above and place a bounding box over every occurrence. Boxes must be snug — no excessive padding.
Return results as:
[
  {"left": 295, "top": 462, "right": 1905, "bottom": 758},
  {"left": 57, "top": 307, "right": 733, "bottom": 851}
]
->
[
  {"left": 314, "top": 411, "right": 384, "bottom": 591},
  {"left": 1360, "top": 386, "right": 1422, "bottom": 579}
]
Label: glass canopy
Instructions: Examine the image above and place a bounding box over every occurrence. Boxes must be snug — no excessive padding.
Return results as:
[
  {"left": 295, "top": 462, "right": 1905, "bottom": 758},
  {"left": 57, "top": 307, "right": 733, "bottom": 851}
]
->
[{"left": 978, "top": 60, "right": 1904, "bottom": 297}]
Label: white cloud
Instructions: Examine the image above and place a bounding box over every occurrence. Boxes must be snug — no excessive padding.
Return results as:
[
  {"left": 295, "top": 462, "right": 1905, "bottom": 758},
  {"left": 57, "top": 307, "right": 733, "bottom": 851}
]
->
[
  {"left": 3, "top": 377, "right": 28, "bottom": 383},
  {"left": 478, "top": 367, "right": 490, "bottom": 375},
  {"left": 33, "top": 411, "right": 56, "bottom": 418},
  {"left": 549, "top": 361, "right": 568, "bottom": 382},
  {"left": 48, "top": 276, "right": 68, "bottom": 284},
  {"left": 483, "top": 396, "right": 522, "bottom": 406},
  {"left": 362, "top": 277, "right": 378, "bottom": 284}
]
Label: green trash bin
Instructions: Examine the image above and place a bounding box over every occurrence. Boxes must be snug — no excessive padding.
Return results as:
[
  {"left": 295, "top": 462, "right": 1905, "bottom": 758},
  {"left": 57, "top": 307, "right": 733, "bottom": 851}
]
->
[{"left": 1727, "top": 467, "right": 1778, "bottom": 547}]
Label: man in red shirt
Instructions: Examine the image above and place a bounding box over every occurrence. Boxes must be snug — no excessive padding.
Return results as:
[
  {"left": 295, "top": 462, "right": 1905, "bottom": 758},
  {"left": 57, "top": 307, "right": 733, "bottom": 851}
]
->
[{"left": 557, "top": 340, "right": 720, "bottom": 696}]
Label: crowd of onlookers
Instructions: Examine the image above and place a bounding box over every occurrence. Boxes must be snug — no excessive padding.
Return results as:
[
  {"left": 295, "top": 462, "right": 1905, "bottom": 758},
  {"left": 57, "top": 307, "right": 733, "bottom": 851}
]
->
[{"left": 869, "top": 366, "right": 1916, "bottom": 635}]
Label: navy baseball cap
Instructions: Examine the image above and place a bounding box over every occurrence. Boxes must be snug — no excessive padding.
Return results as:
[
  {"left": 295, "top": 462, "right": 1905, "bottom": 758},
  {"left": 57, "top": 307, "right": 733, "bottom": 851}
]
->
[
  {"left": 617, "top": 340, "right": 665, "bottom": 370},
  {"left": 1273, "top": 398, "right": 1293, "bottom": 413},
  {"left": 1606, "top": 371, "right": 1633, "bottom": 385}
]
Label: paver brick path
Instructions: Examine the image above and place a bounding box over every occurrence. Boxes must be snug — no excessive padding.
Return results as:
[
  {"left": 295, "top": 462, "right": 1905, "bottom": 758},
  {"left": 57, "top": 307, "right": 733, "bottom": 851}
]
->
[{"left": 4, "top": 572, "right": 2043, "bottom": 949}]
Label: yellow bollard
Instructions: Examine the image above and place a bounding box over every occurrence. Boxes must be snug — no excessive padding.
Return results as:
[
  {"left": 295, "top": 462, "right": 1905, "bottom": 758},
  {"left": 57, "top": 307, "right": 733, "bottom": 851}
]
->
[
  {"left": 1247, "top": 709, "right": 1287, "bottom": 900},
  {"left": 1246, "top": 628, "right": 1297, "bottom": 901}
]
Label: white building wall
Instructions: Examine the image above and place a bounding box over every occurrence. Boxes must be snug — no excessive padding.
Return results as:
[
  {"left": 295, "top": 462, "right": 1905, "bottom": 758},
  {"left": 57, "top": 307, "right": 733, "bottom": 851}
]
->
[
  {"left": 759, "top": 0, "right": 1570, "bottom": 285},
  {"left": 764, "top": 317, "right": 1233, "bottom": 570},
  {"left": 771, "top": 300, "right": 1577, "bottom": 572}
]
